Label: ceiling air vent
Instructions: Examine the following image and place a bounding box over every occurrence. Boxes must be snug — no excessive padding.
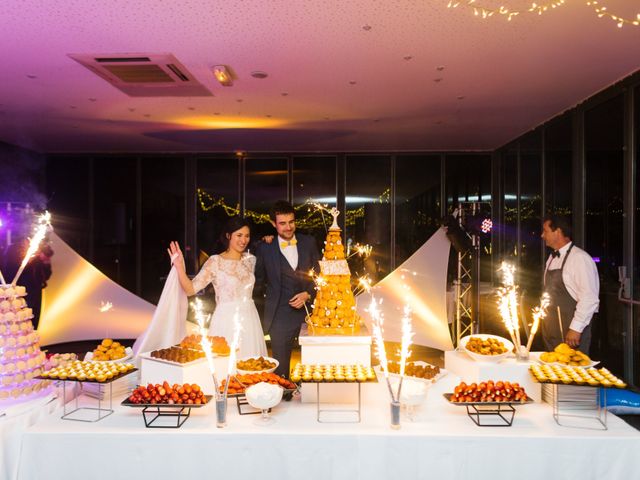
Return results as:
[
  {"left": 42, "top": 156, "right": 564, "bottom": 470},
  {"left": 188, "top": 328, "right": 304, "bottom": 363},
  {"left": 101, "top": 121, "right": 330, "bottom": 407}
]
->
[{"left": 68, "top": 53, "right": 212, "bottom": 97}]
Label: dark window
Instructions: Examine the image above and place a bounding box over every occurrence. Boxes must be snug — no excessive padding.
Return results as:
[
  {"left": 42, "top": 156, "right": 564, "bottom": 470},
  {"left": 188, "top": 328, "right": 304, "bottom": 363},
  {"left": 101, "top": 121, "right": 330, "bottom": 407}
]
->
[
  {"left": 585, "top": 95, "right": 624, "bottom": 375},
  {"left": 544, "top": 115, "right": 572, "bottom": 215},
  {"left": 93, "top": 157, "right": 137, "bottom": 294},
  {"left": 292, "top": 156, "right": 337, "bottom": 250},
  {"left": 196, "top": 157, "right": 239, "bottom": 259},
  {"left": 141, "top": 157, "right": 185, "bottom": 303},
  {"left": 345, "top": 155, "right": 391, "bottom": 283},
  {"left": 395, "top": 155, "right": 441, "bottom": 266},
  {"left": 519, "top": 132, "right": 543, "bottom": 297},
  {"left": 245, "top": 157, "right": 287, "bottom": 240}
]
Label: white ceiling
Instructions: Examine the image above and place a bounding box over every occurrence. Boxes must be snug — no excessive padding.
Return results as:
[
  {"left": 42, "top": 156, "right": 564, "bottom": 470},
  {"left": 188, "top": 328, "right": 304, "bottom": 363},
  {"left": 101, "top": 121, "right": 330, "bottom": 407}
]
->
[{"left": 0, "top": 0, "right": 639, "bottom": 153}]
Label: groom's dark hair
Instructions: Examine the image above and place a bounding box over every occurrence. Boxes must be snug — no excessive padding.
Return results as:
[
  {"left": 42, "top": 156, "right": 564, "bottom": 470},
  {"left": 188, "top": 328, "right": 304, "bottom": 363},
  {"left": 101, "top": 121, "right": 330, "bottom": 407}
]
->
[{"left": 270, "top": 201, "right": 295, "bottom": 221}]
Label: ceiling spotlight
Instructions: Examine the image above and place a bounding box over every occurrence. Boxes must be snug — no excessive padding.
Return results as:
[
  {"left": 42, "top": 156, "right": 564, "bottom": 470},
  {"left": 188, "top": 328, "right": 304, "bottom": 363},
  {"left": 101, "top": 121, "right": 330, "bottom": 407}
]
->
[
  {"left": 213, "top": 65, "right": 234, "bottom": 86},
  {"left": 251, "top": 71, "right": 268, "bottom": 79}
]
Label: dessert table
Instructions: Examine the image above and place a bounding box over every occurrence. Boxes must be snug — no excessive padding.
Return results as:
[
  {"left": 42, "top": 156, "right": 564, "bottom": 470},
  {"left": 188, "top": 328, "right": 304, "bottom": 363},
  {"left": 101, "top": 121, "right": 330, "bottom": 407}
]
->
[{"left": 14, "top": 375, "right": 640, "bottom": 480}]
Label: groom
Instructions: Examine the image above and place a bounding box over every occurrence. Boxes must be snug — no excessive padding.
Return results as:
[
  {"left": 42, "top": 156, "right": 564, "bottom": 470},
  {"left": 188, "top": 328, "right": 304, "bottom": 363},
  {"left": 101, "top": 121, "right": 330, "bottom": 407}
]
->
[{"left": 254, "top": 201, "right": 321, "bottom": 378}]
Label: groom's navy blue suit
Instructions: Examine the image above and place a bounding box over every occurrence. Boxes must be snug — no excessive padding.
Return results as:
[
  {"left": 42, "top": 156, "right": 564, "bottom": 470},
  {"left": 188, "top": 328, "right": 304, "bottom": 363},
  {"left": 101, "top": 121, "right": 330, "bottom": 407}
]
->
[{"left": 254, "top": 234, "right": 320, "bottom": 378}]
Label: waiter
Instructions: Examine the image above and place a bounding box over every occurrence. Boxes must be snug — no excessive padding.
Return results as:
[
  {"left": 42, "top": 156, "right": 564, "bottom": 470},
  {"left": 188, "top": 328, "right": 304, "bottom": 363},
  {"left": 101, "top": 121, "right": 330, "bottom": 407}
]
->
[{"left": 540, "top": 215, "right": 599, "bottom": 354}]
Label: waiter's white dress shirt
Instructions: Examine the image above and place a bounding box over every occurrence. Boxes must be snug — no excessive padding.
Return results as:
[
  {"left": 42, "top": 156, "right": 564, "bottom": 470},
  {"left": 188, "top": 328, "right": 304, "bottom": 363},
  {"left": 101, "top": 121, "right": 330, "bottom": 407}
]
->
[{"left": 544, "top": 242, "right": 600, "bottom": 333}]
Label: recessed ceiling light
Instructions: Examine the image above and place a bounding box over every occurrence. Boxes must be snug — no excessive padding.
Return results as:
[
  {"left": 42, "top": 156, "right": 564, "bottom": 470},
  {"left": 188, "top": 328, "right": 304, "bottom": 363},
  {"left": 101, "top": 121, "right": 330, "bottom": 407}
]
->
[
  {"left": 457, "top": 95, "right": 465, "bottom": 100},
  {"left": 362, "top": 24, "right": 372, "bottom": 31},
  {"left": 251, "top": 71, "right": 268, "bottom": 79},
  {"left": 349, "top": 81, "right": 357, "bottom": 85},
  {"left": 144, "top": 114, "right": 151, "bottom": 117},
  {"left": 88, "top": 98, "right": 97, "bottom": 102},
  {"left": 188, "top": 106, "right": 195, "bottom": 110},
  {"left": 69, "top": 105, "right": 76, "bottom": 109},
  {"left": 265, "top": 114, "right": 272, "bottom": 118},
  {"left": 433, "top": 78, "right": 443, "bottom": 83},
  {"left": 281, "top": 92, "right": 289, "bottom": 96},
  {"left": 213, "top": 65, "right": 233, "bottom": 86},
  {"left": 324, "top": 117, "right": 331, "bottom": 120},
  {"left": 403, "top": 55, "right": 413, "bottom": 61},
  {"left": 436, "top": 66, "right": 445, "bottom": 71},
  {"left": 214, "top": 112, "right": 220, "bottom": 115},
  {"left": 128, "top": 108, "right": 136, "bottom": 112},
  {"left": 236, "top": 99, "right": 243, "bottom": 103},
  {"left": 26, "top": 74, "right": 37, "bottom": 79},
  {"left": 373, "top": 119, "right": 380, "bottom": 123}
]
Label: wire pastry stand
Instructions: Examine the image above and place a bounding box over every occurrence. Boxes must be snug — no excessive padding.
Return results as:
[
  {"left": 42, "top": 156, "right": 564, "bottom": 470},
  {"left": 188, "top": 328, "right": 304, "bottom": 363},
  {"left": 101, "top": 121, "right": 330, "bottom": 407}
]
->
[
  {"left": 121, "top": 396, "right": 212, "bottom": 428},
  {"left": 37, "top": 369, "right": 137, "bottom": 423},
  {"left": 443, "top": 393, "right": 533, "bottom": 427},
  {"left": 551, "top": 384, "right": 607, "bottom": 430}
]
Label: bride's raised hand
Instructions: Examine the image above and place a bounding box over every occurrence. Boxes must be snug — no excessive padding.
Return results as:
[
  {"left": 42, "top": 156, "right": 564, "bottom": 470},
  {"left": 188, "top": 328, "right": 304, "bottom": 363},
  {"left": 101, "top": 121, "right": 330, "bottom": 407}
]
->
[{"left": 167, "top": 241, "right": 185, "bottom": 269}]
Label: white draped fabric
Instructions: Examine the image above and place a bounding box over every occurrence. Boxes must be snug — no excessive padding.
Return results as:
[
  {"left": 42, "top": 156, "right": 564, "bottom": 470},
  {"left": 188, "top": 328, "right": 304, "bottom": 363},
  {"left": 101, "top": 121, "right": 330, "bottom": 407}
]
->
[
  {"left": 357, "top": 227, "right": 454, "bottom": 351},
  {"left": 38, "top": 233, "right": 155, "bottom": 345},
  {"left": 132, "top": 266, "right": 187, "bottom": 356}
]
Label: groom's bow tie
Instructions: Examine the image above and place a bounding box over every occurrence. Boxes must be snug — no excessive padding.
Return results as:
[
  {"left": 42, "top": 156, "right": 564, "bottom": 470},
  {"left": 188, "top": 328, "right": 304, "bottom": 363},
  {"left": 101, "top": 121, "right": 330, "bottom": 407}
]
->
[
  {"left": 280, "top": 238, "right": 297, "bottom": 248},
  {"left": 551, "top": 250, "right": 560, "bottom": 259}
]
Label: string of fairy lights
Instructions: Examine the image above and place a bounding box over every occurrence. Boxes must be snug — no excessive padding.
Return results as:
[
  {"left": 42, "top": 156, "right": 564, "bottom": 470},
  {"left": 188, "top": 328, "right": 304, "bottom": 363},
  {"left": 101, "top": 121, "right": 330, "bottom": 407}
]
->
[
  {"left": 197, "top": 188, "right": 391, "bottom": 229},
  {"left": 199, "top": 188, "right": 617, "bottom": 235},
  {"left": 447, "top": 0, "right": 640, "bottom": 27}
]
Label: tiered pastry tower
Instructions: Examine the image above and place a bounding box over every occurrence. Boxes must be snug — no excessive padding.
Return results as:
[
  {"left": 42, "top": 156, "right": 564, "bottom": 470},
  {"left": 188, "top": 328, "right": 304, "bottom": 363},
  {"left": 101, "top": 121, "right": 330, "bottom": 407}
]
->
[
  {"left": 0, "top": 284, "right": 50, "bottom": 403},
  {"left": 300, "top": 208, "right": 371, "bottom": 403},
  {"left": 307, "top": 210, "right": 359, "bottom": 334}
]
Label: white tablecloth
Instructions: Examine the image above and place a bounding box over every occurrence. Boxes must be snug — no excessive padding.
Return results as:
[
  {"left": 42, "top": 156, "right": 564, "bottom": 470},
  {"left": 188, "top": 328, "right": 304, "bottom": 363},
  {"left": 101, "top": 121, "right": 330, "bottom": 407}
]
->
[
  {"left": 14, "top": 374, "right": 640, "bottom": 480},
  {"left": 0, "top": 392, "right": 57, "bottom": 480}
]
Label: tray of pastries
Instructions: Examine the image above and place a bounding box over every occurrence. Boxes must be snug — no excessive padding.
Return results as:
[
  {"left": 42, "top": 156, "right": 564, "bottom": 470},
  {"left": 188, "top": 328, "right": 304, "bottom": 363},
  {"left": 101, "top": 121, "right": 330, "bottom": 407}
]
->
[
  {"left": 37, "top": 360, "right": 136, "bottom": 383},
  {"left": 459, "top": 334, "right": 514, "bottom": 363},
  {"left": 290, "top": 363, "right": 377, "bottom": 383},
  {"left": 123, "top": 382, "right": 211, "bottom": 406},
  {"left": 445, "top": 380, "right": 532, "bottom": 404},
  {"left": 85, "top": 339, "right": 133, "bottom": 363},
  {"left": 533, "top": 343, "right": 598, "bottom": 367},
  {"left": 220, "top": 373, "right": 297, "bottom": 396},
  {"left": 385, "top": 360, "right": 446, "bottom": 383},
  {"left": 529, "top": 364, "right": 626, "bottom": 388},
  {"left": 178, "top": 334, "right": 230, "bottom": 356},
  {"left": 142, "top": 347, "right": 206, "bottom": 365},
  {"left": 236, "top": 356, "right": 279, "bottom": 374}
]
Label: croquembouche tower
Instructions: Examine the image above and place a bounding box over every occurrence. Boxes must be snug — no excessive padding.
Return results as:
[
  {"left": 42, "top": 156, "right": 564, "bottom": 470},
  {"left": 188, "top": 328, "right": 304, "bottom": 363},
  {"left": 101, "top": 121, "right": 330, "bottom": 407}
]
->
[
  {"left": 307, "top": 207, "right": 360, "bottom": 335},
  {"left": 0, "top": 212, "right": 52, "bottom": 406},
  {"left": 0, "top": 283, "right": 50, "bottom": 403}
]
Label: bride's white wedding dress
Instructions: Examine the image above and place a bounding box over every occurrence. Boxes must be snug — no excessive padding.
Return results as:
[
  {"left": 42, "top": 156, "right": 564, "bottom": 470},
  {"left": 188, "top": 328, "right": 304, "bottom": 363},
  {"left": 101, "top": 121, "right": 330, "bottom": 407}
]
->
[{"left": 192, "top": 253, "right": 267, "bottom": 358}]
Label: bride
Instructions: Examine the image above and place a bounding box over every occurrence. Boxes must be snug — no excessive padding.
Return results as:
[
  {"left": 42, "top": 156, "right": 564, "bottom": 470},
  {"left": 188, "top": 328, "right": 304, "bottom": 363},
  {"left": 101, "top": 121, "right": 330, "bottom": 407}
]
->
[{"left": 168, "top": 216, "right": 267, "bottom": 358}]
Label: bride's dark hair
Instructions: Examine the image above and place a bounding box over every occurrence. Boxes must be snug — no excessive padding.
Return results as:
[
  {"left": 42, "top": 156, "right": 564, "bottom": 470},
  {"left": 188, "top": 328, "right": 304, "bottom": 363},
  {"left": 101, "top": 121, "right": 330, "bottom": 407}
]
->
[{"left": 216, "top": 216, "right": 251, "bottom": 253}]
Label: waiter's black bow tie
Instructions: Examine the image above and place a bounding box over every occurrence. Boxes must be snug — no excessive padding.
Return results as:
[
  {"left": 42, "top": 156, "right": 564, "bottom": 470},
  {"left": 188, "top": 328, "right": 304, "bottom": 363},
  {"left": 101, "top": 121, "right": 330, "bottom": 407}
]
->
[{"left": 551, "top": 250, "right": 560, "bottom": 258}]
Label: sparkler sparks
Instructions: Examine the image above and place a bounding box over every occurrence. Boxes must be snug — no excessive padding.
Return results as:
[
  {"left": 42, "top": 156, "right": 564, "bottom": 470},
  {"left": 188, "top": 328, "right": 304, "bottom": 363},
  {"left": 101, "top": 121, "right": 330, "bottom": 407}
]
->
[
  {"left": 525, "top": 292, "right": 551, "bottom": 353},
  {"left": 99, "top": 301, "right": 113, "bottom": 313},
  {"left": 11, "top": 211, "right": 52, "bottom": 286}
]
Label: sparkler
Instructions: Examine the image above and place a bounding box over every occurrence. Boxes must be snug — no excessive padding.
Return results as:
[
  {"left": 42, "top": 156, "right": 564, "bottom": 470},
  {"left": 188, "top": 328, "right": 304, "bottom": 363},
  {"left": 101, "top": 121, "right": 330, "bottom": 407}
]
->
[
  {"left": 496, "top": 262, "right": 521, "bottom": 350},
  {"left": 369, "top": 297, "right": 396, "bottom": 401},
  {"left": 347, "top": 243, "right": 373, "bottom": 259},
  {"left": 193, "top": 298, "right": 220, "bottom": 396},
  {"left": 11, "top": 211, "right": 51, "bottom": 286},
  {"left": 0, "top": 270, "right": 6, "bottom": 286},
  {"left": 99, "top": 301, "right": 113, "bottom": 313},
  {"left": 395, "top": 305, "right": 414, "bottom": 402},
  {"left": 525, "top": 292, "right": 550, "bottom": 353}
]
